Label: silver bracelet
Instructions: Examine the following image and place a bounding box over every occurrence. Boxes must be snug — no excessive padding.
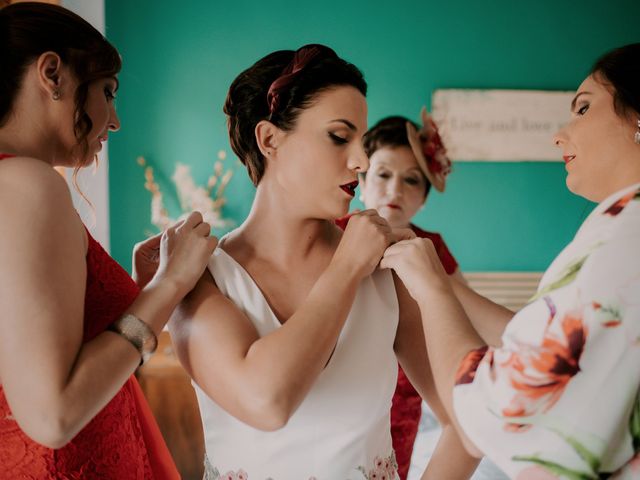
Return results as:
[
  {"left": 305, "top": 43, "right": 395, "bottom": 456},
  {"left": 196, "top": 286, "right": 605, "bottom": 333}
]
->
[{"left": 108, "top": 313, "right": 158, "bottom": 365}]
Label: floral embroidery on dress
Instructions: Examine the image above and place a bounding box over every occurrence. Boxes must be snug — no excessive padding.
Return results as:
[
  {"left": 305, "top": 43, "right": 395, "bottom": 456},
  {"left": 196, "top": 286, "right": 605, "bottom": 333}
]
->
[
  {"left": 204, "top": 452, "right": 399, "bottom": 480},
  {"left": 204, "top": 457, "right": 248, "bottom": 480},
  {"left": 204, "top": 455, "right": 320, "bottom": 480},
  {"left": 357, "top": 452, "right": 398, "bottom": 480}
]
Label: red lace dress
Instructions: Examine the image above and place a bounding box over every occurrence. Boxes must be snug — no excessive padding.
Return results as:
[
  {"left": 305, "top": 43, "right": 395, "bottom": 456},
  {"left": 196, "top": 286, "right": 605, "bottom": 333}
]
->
[
  {"left": 336, "top": 216, "right": 459, "bottom": 480},
  {"left": 0, "top": 154, "right": 178, "bottom": 479}
]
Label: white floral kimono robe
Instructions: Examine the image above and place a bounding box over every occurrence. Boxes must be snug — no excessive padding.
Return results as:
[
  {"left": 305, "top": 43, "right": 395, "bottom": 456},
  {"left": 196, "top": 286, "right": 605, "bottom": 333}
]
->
[{"left": 453, "top": 183, "right": 640, "bottom": 479}]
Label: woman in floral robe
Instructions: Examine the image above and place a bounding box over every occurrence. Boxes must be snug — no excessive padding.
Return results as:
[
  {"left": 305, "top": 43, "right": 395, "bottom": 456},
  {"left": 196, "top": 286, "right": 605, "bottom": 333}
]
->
[{"left": 380, "top": 43, "right": 640, "bottom": 479}]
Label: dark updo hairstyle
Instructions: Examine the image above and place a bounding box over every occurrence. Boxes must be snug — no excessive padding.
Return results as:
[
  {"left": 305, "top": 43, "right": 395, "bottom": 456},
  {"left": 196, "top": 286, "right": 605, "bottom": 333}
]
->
[
  {"left": 363, "top": 116, "right": 432, "bottom": 196},
  {"left": 0, "top": 2, "right": 121, "bottom": 164},
  {"left": 223, "top": 44, "right": 367, "bottom": 185},
  {"left": 591, "top": 43, "right": 640, "bottom": 120}
]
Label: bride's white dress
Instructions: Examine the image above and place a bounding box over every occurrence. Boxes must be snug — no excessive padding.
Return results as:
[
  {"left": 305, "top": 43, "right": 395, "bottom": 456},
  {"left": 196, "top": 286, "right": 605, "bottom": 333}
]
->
[{"left": 194, "top": 247, "right": 401, "bottom": 480}]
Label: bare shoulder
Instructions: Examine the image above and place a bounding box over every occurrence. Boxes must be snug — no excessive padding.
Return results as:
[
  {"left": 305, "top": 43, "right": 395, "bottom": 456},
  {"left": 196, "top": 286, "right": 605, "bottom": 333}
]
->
[
  {"left": 0, "top": 157, "right": 77, "bottom": 220},
  {"left": 0, "top": 156, "right": 74, "bottom": 208},
  {"left": 0, "top": 156, "right": 83, "bottom": 248}
]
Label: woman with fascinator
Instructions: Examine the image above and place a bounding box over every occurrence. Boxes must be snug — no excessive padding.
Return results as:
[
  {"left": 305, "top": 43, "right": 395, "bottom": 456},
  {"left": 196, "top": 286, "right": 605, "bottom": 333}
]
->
[
  {"left": 169, "top": 44, "right": 479, "bottom": 479},
  {"left": 336, "top": 111, "right": 508, "bottom": 479}
]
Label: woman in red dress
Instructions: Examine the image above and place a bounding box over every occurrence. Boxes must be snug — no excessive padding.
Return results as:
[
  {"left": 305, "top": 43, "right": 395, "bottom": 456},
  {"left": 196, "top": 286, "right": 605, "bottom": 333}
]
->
[
  {"left": 337, "top": 113, "right": 466, "bottom": 479},
  {"left": 0, "top": 3, "right": 216, "bottom": 478}
]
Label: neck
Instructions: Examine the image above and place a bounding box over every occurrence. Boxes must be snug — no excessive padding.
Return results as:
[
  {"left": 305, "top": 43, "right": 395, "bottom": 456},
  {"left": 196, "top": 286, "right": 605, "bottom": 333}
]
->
[
  {"left": 234, "top": 183, "right": 338, "bottom": 264},
  {"left": 592, "top": 161, "right": 640, "bottom": 203},
  {"left": 601, "top": 176, "right": 640, "bottom": 201},
  {"left": 381, "top": 215, "right": 411, "bottom": 229},
  {"left": 389, "top": 220, "right": 411, "bottom": 229},
  {"left": 0, "top": 120, "right": 56, "bottom": 165}
]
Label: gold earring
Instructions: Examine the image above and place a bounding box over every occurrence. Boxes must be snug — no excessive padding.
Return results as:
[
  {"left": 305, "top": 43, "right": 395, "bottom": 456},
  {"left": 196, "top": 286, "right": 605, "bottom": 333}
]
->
[
  {"left": 634, "top": 119, "right": 640, "bottom": 145},
  {"left": 52, "top": 90, "right": 61, "bottom": 101}
]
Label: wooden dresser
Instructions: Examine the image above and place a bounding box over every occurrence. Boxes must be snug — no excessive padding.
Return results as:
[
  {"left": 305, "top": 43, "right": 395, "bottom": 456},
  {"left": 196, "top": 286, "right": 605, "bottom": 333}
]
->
[{"left": 136, "top": 331, "right": 204, "bottom": 480}]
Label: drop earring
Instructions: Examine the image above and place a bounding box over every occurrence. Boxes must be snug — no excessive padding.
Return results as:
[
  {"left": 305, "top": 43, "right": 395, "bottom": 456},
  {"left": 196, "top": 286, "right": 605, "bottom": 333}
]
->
[
  {"left": 634, "top": 119, "right": 640, "bottom": 145},
  {"left": 52, "top": 90, "right": 61, "bottom": 101}
]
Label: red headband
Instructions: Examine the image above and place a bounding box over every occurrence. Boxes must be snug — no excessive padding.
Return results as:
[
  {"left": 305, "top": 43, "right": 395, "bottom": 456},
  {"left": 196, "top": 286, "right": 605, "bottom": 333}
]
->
[{"left": 267, "top": 45, "right": 328, "bottom": 116}]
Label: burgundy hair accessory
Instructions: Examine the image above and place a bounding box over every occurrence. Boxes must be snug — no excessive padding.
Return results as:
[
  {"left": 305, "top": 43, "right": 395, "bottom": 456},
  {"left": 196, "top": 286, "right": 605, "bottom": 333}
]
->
[
  {"left": 406, "top": 106, "right": 452, "bottom": 192},
  {"left": 267, "top": 45, "right": 329, "bottom": 115}
]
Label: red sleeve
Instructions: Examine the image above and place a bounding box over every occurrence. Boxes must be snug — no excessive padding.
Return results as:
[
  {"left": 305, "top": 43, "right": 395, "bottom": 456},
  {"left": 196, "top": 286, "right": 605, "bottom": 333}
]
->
[
  {"left": 413, "top": 229, "right": 459, "bottom": 275},
  {"left": 334, "top": 215, "right": 351, "bottom": 231},
  {"left": 432, "top": 233, "right": 459, "bottom": 275}
]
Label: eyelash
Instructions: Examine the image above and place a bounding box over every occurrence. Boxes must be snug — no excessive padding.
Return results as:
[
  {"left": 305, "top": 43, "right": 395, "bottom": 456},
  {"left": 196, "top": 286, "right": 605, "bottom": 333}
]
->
[
  {"left": 329, "top": 133, "right": 348, "bottom": 145},
  {"left": 104, "top": 88, "right": 115, "bottom": 101},
  {"left": 576, "top": 103, "right": 589, "bottom": 115},
  {"left": 377, "top": 172, "right": 420, "bottom": 185}
]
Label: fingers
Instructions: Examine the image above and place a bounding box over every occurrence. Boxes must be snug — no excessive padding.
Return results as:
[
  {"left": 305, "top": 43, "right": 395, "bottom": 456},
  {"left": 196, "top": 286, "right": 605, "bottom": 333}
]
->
[
  {"left": 379, "top": 246, "right": 402, "bottom": 268},
  {"left": 133, "top": 231, "right": 163, "bottom": 253},
  {"left": 344, "top": 211, "right": 392, "bottom": 247},
  {"left": 139, "top": 230, "right": 163, "bottom": 247},
  {"left": 194, "top": 221, "right": 211, "bottom": 237},
  {"left": 382, "top": 241, "right": 407, "bottom": 257},
  {"left": 161, "top": 212, "right": 213, "bottom": 256},
  {"left": 166, "top": 218, "right": 186, "bottom": 234},
  {"left": 183, "top": 211, "right": 204, "bottom": 228},
  {"left": 390, "top": 228, "right": 416, "bottom": 243},
  {"left": 355, "top": 208, "right": 379, "bottom": 217},
  {"left": 177, "top": 211, "right": 204, "bottom": 232},
  {"left": 207, "top": 235, "right": 219, "bottom": 251},
  {"left": 352, "top": 209, "right": 386, "bottom": 222},
  {"left": 379, "top": 254, "right": 398, "bottom": 270},
  {"left": 383, "top": 238, "right": 437, "bottom": 260},
  {"left": 169, "top": 212, "right": 212, "bottom": 239}
]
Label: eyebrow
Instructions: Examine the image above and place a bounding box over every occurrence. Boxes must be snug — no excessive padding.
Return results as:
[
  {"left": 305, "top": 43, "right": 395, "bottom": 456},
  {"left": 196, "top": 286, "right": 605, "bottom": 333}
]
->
[
  {"left": 329, "top": 119, "right": 357, "bottom": 131},
  {"left": 570, "top": 91, "right": 591, "bottom": 111}
]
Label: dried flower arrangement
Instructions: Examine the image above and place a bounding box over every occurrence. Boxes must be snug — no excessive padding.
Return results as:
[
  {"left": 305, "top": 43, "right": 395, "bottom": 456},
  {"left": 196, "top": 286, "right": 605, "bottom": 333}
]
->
[{"left": 137, "top": 150, "right": 234, "bottom": 232}]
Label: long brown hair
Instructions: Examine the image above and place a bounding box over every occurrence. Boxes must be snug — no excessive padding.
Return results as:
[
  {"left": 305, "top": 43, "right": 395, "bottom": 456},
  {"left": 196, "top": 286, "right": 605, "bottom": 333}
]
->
[{"left": 0, "top": 2, "right": 121, "bottom": 166}]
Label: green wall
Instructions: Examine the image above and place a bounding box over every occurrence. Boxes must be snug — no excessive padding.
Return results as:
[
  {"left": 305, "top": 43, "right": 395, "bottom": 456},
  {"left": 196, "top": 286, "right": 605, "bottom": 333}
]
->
[{"left": 105, "top": 0, "right": 638, "bottom": 272}]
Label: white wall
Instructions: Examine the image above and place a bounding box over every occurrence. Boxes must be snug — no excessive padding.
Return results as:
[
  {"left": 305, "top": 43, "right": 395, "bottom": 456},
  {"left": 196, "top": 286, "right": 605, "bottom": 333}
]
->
[{"left": 61, "top": 0, "right": 111, "bottom": 251}]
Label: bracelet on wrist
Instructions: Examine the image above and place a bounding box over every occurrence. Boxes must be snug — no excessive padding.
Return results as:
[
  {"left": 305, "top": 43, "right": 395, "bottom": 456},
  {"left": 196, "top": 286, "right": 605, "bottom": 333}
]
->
[{"left": 107, "top": 313, "right": 158, "bottom": 366}]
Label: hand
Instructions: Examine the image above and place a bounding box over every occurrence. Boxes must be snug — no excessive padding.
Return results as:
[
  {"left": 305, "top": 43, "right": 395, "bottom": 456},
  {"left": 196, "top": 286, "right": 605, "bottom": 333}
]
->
[
  {"left": 151, "top": 212, "right": 219, "bottom": 297},
  {"left": 333, "top": 210, "right": 415, "bottom": 279},
  {"left": 132, "top": 231, "right": 163, "bottom": 289},
  {"left": 380, "top": 238, "right": 451, "bottom": 305}
]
